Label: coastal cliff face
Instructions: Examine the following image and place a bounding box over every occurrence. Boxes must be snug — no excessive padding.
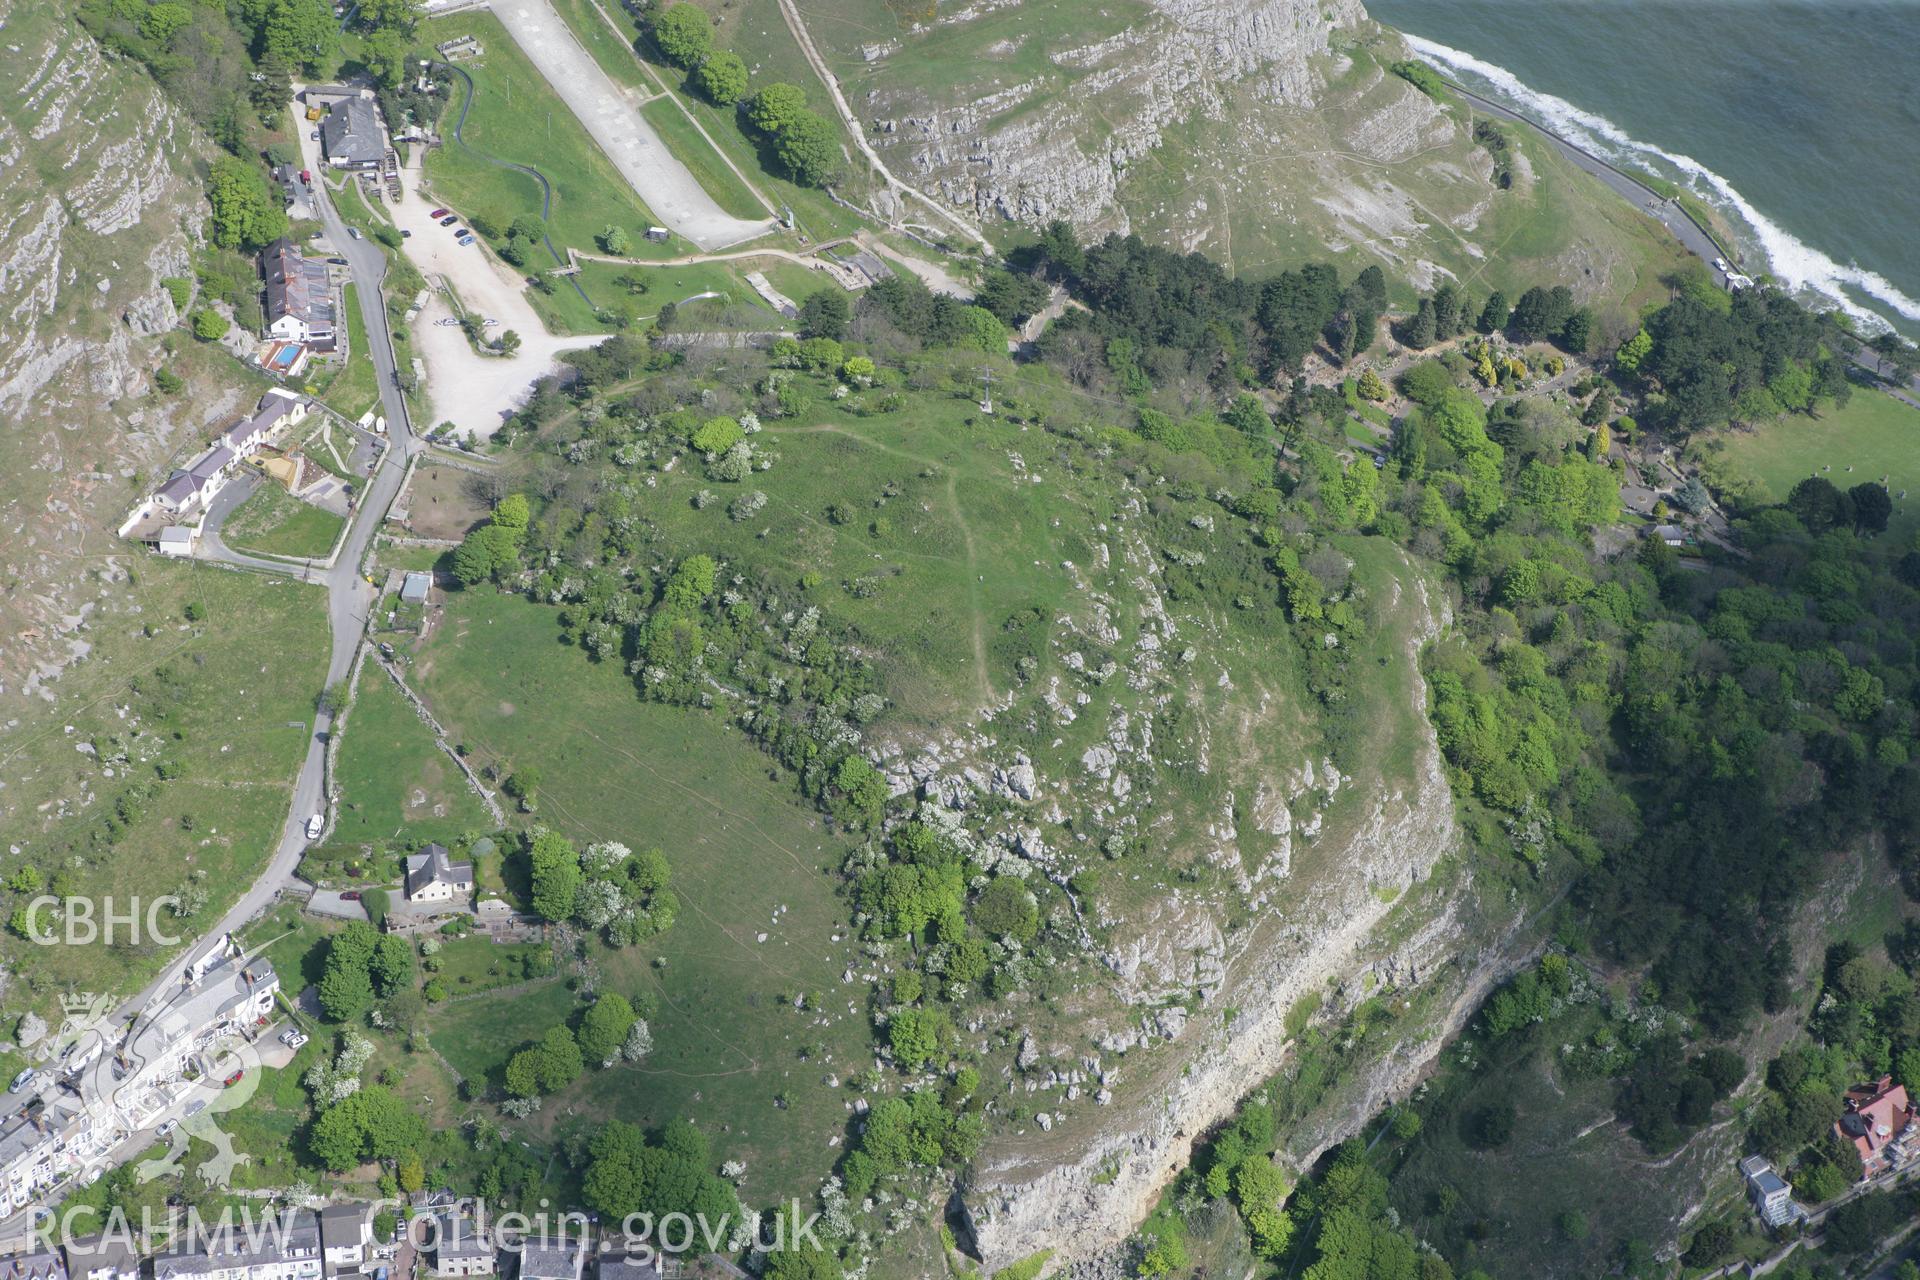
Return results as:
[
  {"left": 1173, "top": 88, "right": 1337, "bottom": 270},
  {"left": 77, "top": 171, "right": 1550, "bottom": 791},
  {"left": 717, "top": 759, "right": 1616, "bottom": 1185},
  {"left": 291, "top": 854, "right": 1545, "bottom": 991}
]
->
[
  {"left": 833, "top": 0, "right": 1671, "bottom": 298},
  {"left": 0, "top": 0, "right": 216, "bottom": 703},
  {"left": 904, "top": 552, "right": 1487, "bottom": 1274},
  {"left": 869, "top": 0, "right": 1373, "bottom": 231}
]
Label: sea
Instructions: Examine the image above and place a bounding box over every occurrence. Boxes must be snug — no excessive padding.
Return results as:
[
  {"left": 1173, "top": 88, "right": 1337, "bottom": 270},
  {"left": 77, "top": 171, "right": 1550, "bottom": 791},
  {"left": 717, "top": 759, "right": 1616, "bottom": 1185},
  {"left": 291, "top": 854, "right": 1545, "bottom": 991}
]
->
[{"left": 1363, "top": 0, "right": 1920, "bottom": 337}]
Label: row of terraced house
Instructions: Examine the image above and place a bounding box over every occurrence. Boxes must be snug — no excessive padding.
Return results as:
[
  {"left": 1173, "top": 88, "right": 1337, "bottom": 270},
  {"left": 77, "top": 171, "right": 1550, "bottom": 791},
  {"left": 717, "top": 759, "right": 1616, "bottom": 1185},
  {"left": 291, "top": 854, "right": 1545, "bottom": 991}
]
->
[
  {"left": 0, "top": 937, "right": 279, "bottom": 1223},
  {"left": 116, "top": 391, "right": 312, "bottom": 553}
]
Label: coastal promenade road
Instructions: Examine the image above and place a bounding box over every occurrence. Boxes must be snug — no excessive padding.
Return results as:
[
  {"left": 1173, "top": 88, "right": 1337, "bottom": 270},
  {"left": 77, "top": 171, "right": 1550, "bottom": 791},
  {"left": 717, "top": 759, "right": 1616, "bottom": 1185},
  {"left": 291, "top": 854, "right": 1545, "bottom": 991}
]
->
[
  {"left": 486, "top": 0, "right": 776, "bottom": 251},
  {"left": 1441, "top": 78, "right": 1730, "bottom": 284}
]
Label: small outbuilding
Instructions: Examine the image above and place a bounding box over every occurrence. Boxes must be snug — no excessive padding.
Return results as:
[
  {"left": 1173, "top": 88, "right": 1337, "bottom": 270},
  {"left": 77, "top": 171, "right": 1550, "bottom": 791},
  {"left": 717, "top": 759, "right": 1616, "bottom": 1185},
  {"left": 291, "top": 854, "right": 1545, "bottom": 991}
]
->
[{"left": 401, "top": 571, "right": 432, "bottom": 604}]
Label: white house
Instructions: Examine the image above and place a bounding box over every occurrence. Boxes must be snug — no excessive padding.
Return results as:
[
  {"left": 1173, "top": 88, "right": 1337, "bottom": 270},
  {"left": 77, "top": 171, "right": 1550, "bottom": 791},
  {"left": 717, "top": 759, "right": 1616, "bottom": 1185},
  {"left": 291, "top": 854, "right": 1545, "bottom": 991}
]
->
[
  {"left": 111, "top": 937, "right": 278, "bottom": 1125},
  {"left": 1738, "top": 1155, "right": 1801, "bottom": 1227},
  {"left": 225, "top": 390, "right": 308, "bottom": 457},
  {"left": 319, "top": 1203, "right": 373, "bottom": 1277},
  {"left": 154, "top": 1214, "right": 320, "bottom": 1280},
  {"left": 0, "top": 1096, "right": 98, "bottom": 1220},
  {"left": 320, "top": 97, "right": 383, "bottom": 170},
  {"left": 428, "top": 1214, "right": 494, "bottom": 1278},
  {"left": 153, "top": 445, "right": 240, "bottom": 518},
  {"left": 262, "top": 240, "right": 335, "bottom": 346},
  {"left": 403, "top": 845, "right": 474, "bottom": 906},
  {"left": 0, "top": 1248, "right": 69, "bottom": 1280}
]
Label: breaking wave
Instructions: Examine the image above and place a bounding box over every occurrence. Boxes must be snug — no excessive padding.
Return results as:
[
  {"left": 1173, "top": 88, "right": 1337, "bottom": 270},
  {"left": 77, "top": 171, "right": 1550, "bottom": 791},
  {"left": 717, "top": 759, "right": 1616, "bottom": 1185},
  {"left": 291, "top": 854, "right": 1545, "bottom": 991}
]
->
[{"left": 1400, "top": 33, "right": 1920, "bottom": 331}]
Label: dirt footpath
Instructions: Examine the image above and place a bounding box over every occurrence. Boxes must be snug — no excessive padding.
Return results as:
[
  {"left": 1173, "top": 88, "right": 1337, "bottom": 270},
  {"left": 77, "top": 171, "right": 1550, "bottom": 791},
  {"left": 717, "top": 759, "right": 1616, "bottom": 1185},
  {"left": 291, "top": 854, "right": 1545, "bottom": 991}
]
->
[
  {"left": 392, "top": 157, "right": 604, "bottom": 437},
  {"left": 487, "top": 0, "right": 777, "bottom": 251}
]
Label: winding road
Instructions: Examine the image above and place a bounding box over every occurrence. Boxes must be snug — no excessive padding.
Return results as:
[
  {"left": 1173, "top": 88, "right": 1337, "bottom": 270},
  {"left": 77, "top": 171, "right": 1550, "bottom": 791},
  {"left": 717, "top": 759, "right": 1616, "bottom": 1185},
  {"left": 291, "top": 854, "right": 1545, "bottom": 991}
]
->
[
  {"left": 107, "top": 161, "right": 423, "bottom": 1057},
  {"left": 0, "top": 145, "right": 427, "bottom": 1236}
]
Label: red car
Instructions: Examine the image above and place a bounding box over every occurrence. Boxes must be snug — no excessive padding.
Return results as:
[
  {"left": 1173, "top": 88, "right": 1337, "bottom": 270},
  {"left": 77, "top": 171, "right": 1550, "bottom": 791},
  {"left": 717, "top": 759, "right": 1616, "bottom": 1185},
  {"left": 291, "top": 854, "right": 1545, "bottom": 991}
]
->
[
  {"left": 429, "top": 208, "right": 450, "bottom": 219},
  {"left": 341, "top": 891, "right": 361, "bottom": 901},
  {"left": 223, "top": 1069, "right": 244, "bottom": 1087}
]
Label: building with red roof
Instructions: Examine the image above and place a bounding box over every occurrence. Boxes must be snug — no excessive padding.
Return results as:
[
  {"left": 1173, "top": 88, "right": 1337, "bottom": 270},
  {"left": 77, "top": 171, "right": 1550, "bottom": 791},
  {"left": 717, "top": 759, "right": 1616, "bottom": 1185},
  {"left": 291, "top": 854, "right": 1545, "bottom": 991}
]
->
[{"left": 1835, "top": 1075, "right": 1916, "bottom": 1178}]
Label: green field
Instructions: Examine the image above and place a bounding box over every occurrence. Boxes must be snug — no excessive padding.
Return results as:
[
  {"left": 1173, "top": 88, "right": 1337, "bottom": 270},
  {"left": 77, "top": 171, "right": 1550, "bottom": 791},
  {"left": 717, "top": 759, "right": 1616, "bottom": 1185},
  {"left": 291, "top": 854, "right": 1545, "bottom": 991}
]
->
[
  {"left": 422, "top": 12, "right": 665, "bottom": 260},
  {"left": 413, "top": 589, "right": 870, "bottom": 1202},
  {"left": 1712, "top": 387, "right": 1920, "bottom": 538},
  {"left": 0, "top": 563, "right": 328, "bottom": 1007},
  {"left": 321, "top": 282, "right": 379, "bottom": 420},
  {"left": 527, "top": 255, "right": 791, "bottom": 334},
  {"left": 332, "top": 667, "right": 493, "bottom": 847},
  {"left": 222, "top": 481, "right": 347, "bottom": 560}
]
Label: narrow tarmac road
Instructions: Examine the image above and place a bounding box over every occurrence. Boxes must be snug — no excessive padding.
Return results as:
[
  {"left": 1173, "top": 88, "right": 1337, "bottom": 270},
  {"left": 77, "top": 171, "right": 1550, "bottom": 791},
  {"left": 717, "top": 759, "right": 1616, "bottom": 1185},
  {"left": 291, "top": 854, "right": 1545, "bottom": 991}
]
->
[{"left": 104, "top": 150, "right": 425, "bottom": 1064}]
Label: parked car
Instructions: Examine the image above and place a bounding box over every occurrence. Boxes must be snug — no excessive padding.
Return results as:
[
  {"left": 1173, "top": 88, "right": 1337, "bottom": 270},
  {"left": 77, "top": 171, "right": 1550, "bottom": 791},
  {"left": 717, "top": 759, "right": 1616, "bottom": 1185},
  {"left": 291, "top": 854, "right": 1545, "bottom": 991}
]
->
[
  {"left": 438, "top": 215, "right": 459, "bottom": 227},
  {"left": 430, "top": 208, "right": 449, "bottom": 219},
  {"left": 400, "top": 229, "right": 412, "bottom": 238},
  {"left": 298, "top": 169, "right": 311, "bottom": 184},
  {"left": 309, "top": 130, "right": 319, "bottom": 141},
  {"left": 156, "top": 1120, "right": 176, "bottom": 1138},
  {"left": 327, "top": 257, "right": 348, "bottom": 266},
  {"left": 305, "top": 813, "right": 325, "bottom": 841},
  {"left": 8, "top": 1068, "right": 34, "bottom": 1093},
  {"left": 457, "top": 234, "right": 476, "bottom": 246},
  {"left": 483, "top": 318, "right": 498, "bottom": 327},
  {"left": 185, "top": 1100, "right": 207, "bottom": 1118},
  {"left": 347, "top": 227, "right": 362, "bottom": 240},
  {"left": 341, "top": 891, "right": 361, "bottom": 901},
  {"left": 223, "top": 1069, "right": 244, "bottom": 1087}
]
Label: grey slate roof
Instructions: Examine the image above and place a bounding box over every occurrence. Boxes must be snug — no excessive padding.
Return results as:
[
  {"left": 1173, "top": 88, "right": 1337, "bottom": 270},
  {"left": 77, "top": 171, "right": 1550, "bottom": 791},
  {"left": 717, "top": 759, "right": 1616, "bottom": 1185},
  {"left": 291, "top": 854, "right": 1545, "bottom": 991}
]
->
[
  {"left": 516, "top": 1241, "right": 583, "bottom": 1280},
  {"left": 226, "top": 392, "right": 304, "bottom": 452},
  {"left": 2, "top": 1249, "right": 69, "bottom": 1280},
  {"left": 596, "top": 1260, "right": 660, "bottom": 1280},
  {"left": 404, "top": 845, "right": 473, "bottom": 898},
  {"left": 263, "top": 239, "right": 316, "bottom": 329},
  {"left": 63, "top": 1232, "right": 142, "bottom": 1278},
  {"left": 432, "top": 1214, "right": 491, "bottom": 1263},
  {"left": 321, "top": 98, "right": 383, "bottom": 166}
]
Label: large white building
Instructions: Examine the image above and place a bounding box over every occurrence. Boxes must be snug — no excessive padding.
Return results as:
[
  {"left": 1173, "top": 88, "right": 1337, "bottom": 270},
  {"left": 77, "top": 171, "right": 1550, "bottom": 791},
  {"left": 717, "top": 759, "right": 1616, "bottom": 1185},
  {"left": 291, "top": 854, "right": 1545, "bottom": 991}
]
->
[
  {"left": 78, "top": 934, "right": 279, "bottom": 1147},
  {"left": 144, "top": 392, "right": 309, "bottom": 524},
  {"left": 1738, "top": 1154, "right": 1802, "bottom": 1227}
]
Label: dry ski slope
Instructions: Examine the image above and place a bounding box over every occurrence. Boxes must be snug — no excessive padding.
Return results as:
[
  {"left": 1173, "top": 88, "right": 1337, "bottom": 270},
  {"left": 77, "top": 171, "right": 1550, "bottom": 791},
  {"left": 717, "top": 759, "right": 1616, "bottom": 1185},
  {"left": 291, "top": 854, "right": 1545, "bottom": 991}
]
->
[{"left": 487, "top": 0, "right": 776, "bottom": 251}]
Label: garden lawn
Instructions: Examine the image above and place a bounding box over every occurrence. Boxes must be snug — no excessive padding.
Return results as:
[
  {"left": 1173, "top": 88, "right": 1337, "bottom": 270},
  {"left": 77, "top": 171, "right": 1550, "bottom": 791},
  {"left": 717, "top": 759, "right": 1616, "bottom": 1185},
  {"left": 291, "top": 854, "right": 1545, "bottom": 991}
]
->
[
  {"left": 525, "top": 257, "right": 783, "bottom": 336},
  {"left": 1713, "top": 387, "right": 1920, "bottom": 540},
  {"left": 426, "top": 937, "right": 549, "bottom": 998},
  {"left": 332, "top": 667, "right": 492, "bottom": 847},
  {"left": 422, "top": 12, "right": 663, "bottom": 259},
  {"left": 412, "top": 589, "right": 870, "bottom": 1204},
  {"left": 322, "top": 282, "right": 380, "bottom": 420},
  {"left": 222, "top": 482, "right": 346, "bottom": 560}
]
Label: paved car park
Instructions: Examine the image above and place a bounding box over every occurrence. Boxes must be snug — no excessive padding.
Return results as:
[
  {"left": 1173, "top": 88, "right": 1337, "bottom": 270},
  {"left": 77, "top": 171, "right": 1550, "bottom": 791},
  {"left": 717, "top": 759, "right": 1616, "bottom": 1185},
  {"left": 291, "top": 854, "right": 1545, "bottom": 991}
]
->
[{"left": 386, "top": 155, "right": 605, "bottom": 437}]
